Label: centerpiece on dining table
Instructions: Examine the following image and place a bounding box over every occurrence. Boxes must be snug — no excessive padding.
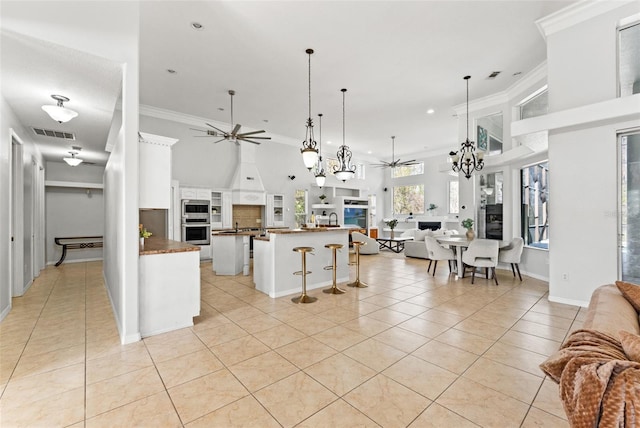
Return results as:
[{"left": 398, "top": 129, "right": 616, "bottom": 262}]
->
[{"left": 461, "top": 218, "right": 474, "bottom": 240}]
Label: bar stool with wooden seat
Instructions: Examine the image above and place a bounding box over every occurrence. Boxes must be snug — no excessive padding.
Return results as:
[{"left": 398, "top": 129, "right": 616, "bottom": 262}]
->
[
  {"left": 292, "top": 246, "right": 317, "bottom": 303},
  {"left": 347, "top": 241, "right": 368, "bottom": 288},
  {"left": 323, "top": 243, "right": 346, "bottom": 294}
]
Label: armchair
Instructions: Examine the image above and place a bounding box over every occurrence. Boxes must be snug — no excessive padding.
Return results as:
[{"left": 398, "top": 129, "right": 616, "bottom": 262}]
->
[{"left": 351, "top": 232, "right": 379, "bottom": 255}]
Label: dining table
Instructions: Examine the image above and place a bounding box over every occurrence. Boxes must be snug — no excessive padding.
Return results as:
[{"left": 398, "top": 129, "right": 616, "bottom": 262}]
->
[{"left": 436, "top": 236, "right": 509, "bottom": 279}]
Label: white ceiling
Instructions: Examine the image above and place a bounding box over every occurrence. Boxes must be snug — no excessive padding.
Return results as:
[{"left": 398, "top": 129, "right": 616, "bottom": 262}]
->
[{"left": 2, "top": 1, "right": 577, "bottom": 166}]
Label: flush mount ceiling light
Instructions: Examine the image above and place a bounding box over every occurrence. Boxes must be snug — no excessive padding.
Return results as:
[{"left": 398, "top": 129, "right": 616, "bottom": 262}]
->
[
  {"left": 449, "top": 76, "right": 484, "bottom": 179},
  {"left": 42, "top": 95, "right": 78, "bottom": 123},
  {"left": 300, "top": 48, "right": 319, "bottom": 170},
  {"left": 333, "top": 88, "right": 356, "bottom": 182},
  {"left": 314, "top": 113, "right": 326, "bottom": 187},
  {"left": 371, "top": 136, "right": 417, "bottom": 169},
  {"left": 63, "top": 146, "right": 83, "bottom": 166}
]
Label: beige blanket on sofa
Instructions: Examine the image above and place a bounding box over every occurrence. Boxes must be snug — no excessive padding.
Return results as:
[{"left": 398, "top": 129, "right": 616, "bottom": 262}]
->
[{"left": 540, "top": 329, "right": 640, "bottom": 427}]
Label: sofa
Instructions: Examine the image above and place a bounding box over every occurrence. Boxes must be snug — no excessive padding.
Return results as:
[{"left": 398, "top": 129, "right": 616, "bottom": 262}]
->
[
  {"left": 402, "top": 228, "right": 457, "bottom": 259},
  {"left": 539, "top": 282, "right": 640, "bottom": 426}
]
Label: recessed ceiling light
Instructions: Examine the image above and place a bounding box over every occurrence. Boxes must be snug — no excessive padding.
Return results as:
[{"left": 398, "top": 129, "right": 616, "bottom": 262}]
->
[
  {"left": 326, "top": 140, "right": 332, "bottom": 145},
  {"left": 191, "top": 22, "right": 204, "bottom": 30},
  {"left": 426, "top": 109, "right": 435, "bottom": 115},
  {"left": 167, "top": 69, "right": 177, "bottom": 74}
]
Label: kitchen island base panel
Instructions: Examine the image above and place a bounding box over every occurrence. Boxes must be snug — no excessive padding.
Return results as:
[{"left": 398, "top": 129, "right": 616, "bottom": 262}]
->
[
  {"left": 211, "top": 235, "right": 249, "bottom": 276},
  {"left": 139, "top": 250, "right": 200, "bottom": 338},
  {"left": 253, "top": 229, "right": 350, "bottom": 299}
]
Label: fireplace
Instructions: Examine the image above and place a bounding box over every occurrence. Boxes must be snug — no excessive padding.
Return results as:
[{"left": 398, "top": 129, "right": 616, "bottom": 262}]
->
[{"left": 418, "top": 221, "right": 441, "bottom": 230}]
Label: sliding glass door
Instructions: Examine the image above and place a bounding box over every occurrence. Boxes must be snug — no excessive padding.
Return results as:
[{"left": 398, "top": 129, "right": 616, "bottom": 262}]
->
[{"left": 620, "top": 130, "right": 640, "bottom": 283}]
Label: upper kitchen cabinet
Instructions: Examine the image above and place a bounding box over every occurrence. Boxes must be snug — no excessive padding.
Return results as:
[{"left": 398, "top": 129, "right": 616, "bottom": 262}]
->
[
  {"left": 266, "top": 194, "right": 284, "bottom": 227},
  {"left": 139, "top": 132, "right": 178, "bottom": 209},
  {"left": 211, "top": 189, "right": 232, "bottom": 229}
]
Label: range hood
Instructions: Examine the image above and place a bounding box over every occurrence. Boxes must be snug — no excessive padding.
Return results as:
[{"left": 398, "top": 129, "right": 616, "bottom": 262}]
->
[{"left": 230, "top": 143, "right": 266, "bottom": 205}]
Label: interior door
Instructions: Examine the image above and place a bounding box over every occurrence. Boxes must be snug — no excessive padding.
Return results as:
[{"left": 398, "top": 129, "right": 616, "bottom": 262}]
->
[{"left": 619, "top": 130, "right": 640, "bottom": 283}]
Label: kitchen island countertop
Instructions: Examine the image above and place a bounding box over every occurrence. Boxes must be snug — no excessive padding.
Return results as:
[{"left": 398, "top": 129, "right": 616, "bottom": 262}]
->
[{"left": 139, "top": 238, "right": 200, "bottom": 256}]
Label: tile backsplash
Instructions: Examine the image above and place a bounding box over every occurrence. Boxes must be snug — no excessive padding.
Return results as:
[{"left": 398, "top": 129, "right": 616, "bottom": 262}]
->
[{"left": 232, "top": 205, "right": 263, "bottom": 229}]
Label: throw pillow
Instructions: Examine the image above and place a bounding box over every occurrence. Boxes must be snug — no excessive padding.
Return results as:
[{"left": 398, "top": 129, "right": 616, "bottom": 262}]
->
[
  {"left": 615, "top": 281, "right": 640, "bottom": 312},
  {"left": 619, "top": 330, "right": 640, "bottom": 363},
  {"left": 414, "top": 229, "right": 428, "bottom": 241}
]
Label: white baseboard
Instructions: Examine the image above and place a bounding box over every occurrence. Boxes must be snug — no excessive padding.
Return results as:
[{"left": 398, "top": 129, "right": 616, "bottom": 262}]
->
[
  {"left": 548, "top": 295, "right": 589, "bottom": 308},
  {"left": 0, "top": 303, "right": 11, "bottom": 323},
  {"left": 47, "top": 257, "right": 103, "bottom": 266},
  {"left": 103, "top": 271, "right": 142, "bottom": 345},
  {"left": 496, "top": 263, "right": 548, "bottom": 282}
]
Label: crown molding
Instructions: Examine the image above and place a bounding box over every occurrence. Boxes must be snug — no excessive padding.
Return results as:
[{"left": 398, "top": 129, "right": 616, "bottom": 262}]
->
[
  {"left": 452, "top": 61, "right": 548, "bottom": 116},
  {"left": 535, "top": 0, "right": 637, "bottom": 40}
]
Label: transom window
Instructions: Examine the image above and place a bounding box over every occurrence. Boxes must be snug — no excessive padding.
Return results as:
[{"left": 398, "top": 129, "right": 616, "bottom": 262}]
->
[
  {"left": 393, "top": 184, "right": 424, "bottom": 215},
  {"left": 392, "top": 163, "right": 424, "bottom": 178}
]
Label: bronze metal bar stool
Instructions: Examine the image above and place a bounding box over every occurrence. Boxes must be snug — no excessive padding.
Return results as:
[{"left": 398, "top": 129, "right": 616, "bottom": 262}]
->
[
  {"left": 292, "top": 246, "right": 317, "bottom": 303},
  {"left": 323, "top": 243, "right": 346, "bottom": 294},
  {"left": 347, "top": 241, "right": 368, "bottom": 288}
]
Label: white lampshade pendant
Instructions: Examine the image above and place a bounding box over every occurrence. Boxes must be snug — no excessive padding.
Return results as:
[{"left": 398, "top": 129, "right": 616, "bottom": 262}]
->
[
  {"left": 42, "top": 95, "right": 78, "bottom": 123},
  {"left": 332, "top": 89, "right": 356, "bottom": 182},
  {"left": 300, "top": 49, "right": 319, "bottom": 170}
]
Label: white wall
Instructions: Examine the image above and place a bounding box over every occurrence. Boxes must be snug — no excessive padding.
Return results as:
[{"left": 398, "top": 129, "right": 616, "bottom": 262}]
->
[
  {"left": 0, "top": 95, "right": 44, "bottom": 320},
  {"left": 45, "top": 162, "right": 105, "bottom": 264},
  {"left": 2, "top": 1, "right": 143, "bottom": 342},
  {"left": 545, "top": 2, "right": 640, "bottom": 306}
]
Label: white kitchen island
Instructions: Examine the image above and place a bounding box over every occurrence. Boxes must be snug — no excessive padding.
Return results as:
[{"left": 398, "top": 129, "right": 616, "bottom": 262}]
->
[
  {"left": 211, "top": 233, "right": 251, "bottom": 276},
  {"left": 253, "top": 228, "right": 350, "bottom": 298},
  {"left": 139, "top": 238, "right": 200, "bottom": 337}
]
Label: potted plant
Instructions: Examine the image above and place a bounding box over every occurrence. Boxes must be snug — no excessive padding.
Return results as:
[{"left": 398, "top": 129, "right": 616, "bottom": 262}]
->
[
  {"left": 427, "top": 203, "right": 438, "bottom": 216},
  {"left": 461, "top": 218, "right": 474, "bottom": 240},
  {"left": 319, "top": 194, "right": 327, "bottom": 204},
  {"left": 385, "top": 219, "right": 398, "bottom": 239},
  {"left": 139, "top": 224, "right": 152, "bottom": 246}
]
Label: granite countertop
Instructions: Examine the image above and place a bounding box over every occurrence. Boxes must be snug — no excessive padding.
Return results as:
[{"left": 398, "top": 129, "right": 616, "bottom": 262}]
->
[
  {"left": 264, "top": 227, "right": 352, "bottom": 234},
  {"left": 139, "top": 237, "right": 200, "bottom": 255}
]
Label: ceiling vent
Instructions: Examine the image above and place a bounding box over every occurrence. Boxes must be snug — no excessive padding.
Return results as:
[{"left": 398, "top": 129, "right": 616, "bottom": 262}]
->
[
  {"left": 487, "top": 71, "right": 502, "bottom": 79},
  {"left": 32, "top": 127, "right": 75, "bottom": 140}
]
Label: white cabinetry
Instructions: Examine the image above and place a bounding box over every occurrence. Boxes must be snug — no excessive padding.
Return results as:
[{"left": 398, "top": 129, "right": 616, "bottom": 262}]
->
[
  {"left": 180, "top": 187, "right": 211, "bottom": 201},
  {"left": 266, "top": 194, "right": 284, "bottom": 227},
  {"left": 211, "top": 189, "right": 232, "bottom": 229},
  {"left": 139, "top": 132, "right": 178, "bottom": 209}
]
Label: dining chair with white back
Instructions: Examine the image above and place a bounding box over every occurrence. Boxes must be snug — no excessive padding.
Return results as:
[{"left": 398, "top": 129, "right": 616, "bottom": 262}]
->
[
  {"left": 425, "top": 236, "right": 455, "bottom": 276},
  {"left": 498, "top": 237, "right": 524, "bottom": 281},
  {"left": 461, "top": 239, "right": 499, "bottom": 285}
]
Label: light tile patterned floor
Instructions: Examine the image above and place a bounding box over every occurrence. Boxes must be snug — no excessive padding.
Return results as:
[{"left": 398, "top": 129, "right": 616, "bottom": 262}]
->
[{"left": 0, "top": 251, "right": 585, "bottom": 427}]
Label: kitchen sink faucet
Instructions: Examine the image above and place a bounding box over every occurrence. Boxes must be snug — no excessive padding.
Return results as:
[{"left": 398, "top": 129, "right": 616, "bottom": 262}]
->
[{"left": 329, "top": 212, "right": 338, "bottom": 226}]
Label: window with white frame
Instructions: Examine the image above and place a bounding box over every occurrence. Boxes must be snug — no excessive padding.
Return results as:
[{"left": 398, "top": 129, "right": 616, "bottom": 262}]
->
[
  {"left": 618, "top": 22, "right": 640, "bottom": 97},
  {"left": 519, "top": 87, "right": 548, "bottom": 120},
  {"left": 294, "top": 189, "right": 307, "bottom": 227},
  {"left": 448, "top": 180, "right": 459, "bottom": 214},
  {"left": 521, "top": 161, "right": 549, "bottom": 248},
  {"left": 392, "top": 163, "right": 424, "bottom": 178},
  {"left": 393, "top": 184, "right": 424, "bottom": 215}
]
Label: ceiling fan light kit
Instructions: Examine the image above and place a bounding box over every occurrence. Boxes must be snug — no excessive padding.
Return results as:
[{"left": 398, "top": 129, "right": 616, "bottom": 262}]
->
[
  {"left": 193, "top": 90, "right": 271, "bottom": 145},
  {"left": 449, "top": 75, "right": 484, "bottom": 179},
  {"left": 300, "top": 48, "right": 319, "bottom": 170},
  {"left": 42, "top": 94, "right": 78, "bottom": 123},
  {"left": 333, "top": 88, "right": 356, "bottom": 182}
]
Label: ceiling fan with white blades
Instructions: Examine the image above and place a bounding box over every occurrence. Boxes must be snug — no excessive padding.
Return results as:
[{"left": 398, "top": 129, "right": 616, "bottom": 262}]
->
[
  {"left": 191, "top": 90, "right": 271, "bottom": 145},
  {"left": 371, "top": 136, "right": 418, "bottom": 168}
]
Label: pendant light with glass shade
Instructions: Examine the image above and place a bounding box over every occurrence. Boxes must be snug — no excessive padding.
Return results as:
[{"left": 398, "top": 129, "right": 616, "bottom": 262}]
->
[
  {"left": 300, "top": 49, "right": 319, "bottom": 170},
  {"left": 63, "top": 146, "right": 84, "bottom": 166},
  {"left": 333, "top": 88, "right": 356, "bottom": 182},
  {"left": 449, "top": 76, "right": 484, "bottom": 179},
  {"left": 42, "top": 94, "right": 78, "bottom": 123},
  {"left": 314, "top": 113, "right": 326, "bottom": 187}
]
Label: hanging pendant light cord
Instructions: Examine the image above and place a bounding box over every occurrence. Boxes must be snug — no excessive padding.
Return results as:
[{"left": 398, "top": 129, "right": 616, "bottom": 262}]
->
[
  {"left": 318, "top": 113, "right": 322, "bottom": 153},
  {"left": 308, "top": 52, "right": 312, "bottom": 119},
  {"left": 342, "top": 89, "right": 346, "bottom": 146}
]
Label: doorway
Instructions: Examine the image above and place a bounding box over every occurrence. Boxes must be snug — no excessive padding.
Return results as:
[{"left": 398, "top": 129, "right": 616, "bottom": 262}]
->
[
  {"left": 619, "top": 130, "right": 640, "bottom": 283},
  {"left": 11, "top": 133, "right": 23, "bottom": 296}
]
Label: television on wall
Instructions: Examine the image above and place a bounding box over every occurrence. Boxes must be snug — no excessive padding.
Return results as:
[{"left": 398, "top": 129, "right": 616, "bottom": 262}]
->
[{"left": 344, "top": 207, "right": 367, "bottom": 228}]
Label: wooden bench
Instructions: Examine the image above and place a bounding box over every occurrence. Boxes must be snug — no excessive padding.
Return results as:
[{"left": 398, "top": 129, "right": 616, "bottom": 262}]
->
[{"left": 54, "top": 236, "right": 103, "bottom": 266}]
